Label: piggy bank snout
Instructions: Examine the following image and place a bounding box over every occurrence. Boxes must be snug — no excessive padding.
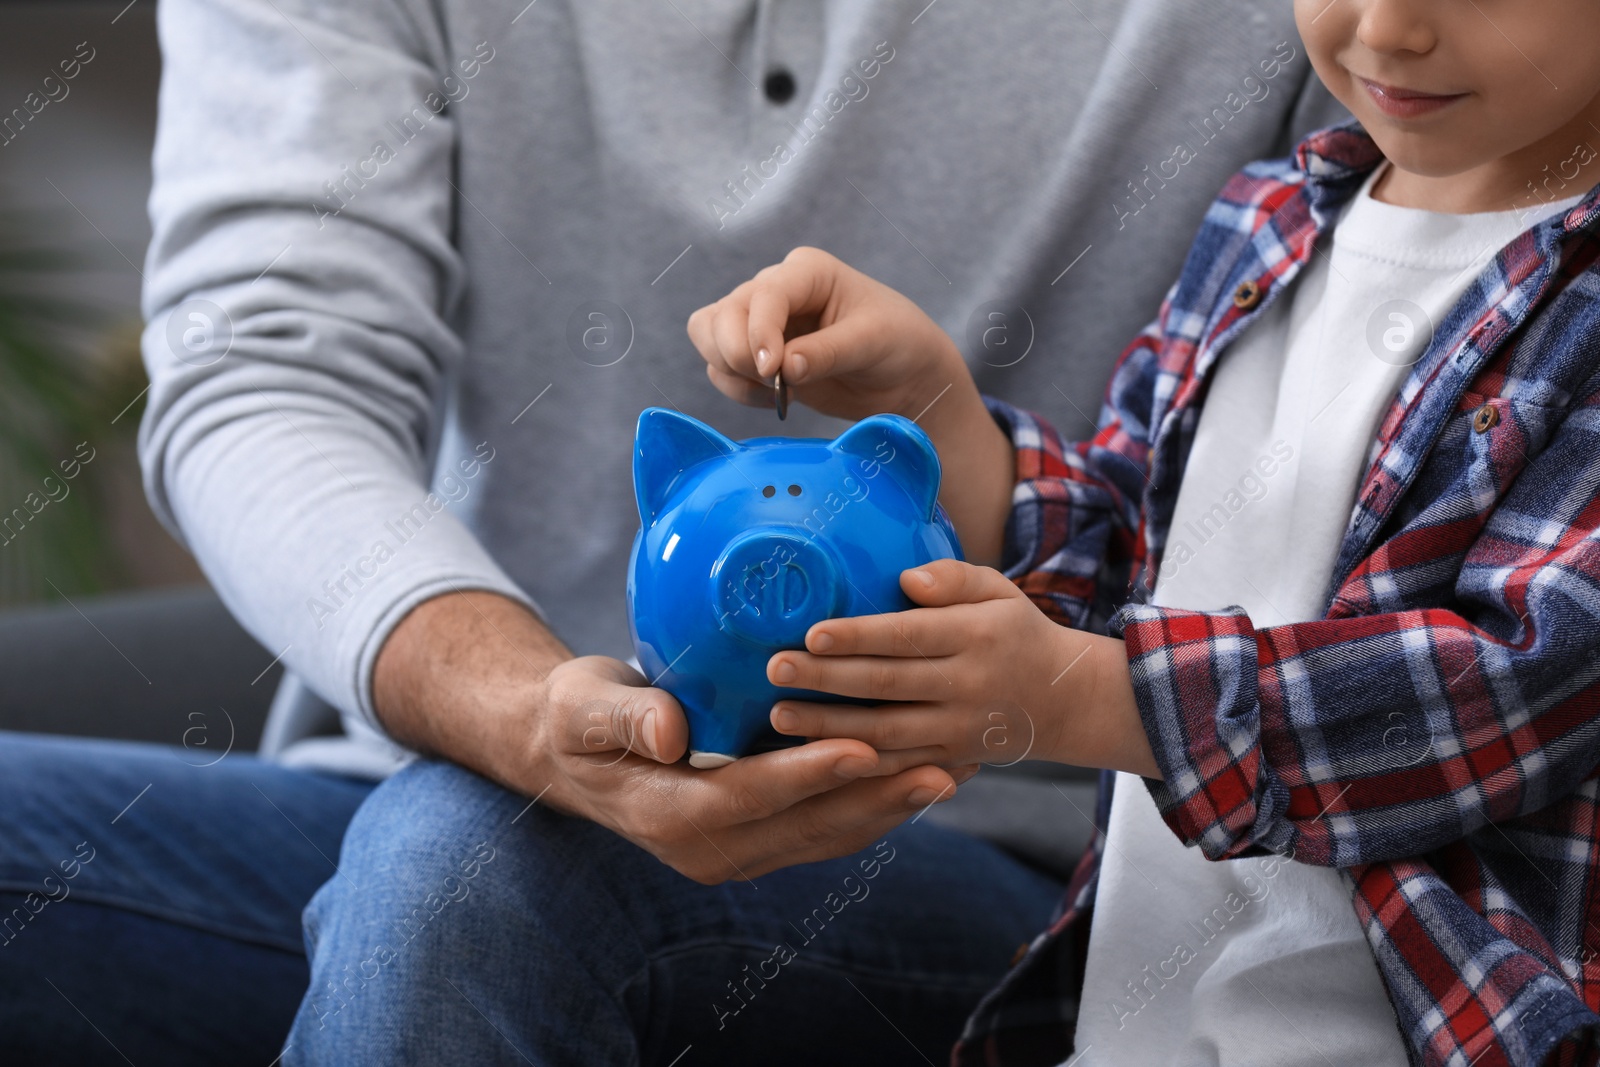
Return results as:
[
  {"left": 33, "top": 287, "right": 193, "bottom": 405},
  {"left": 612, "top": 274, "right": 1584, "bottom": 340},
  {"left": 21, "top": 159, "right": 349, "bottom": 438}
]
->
[{"left": 712, "top": 529, "right": 846, "bottom": 649}]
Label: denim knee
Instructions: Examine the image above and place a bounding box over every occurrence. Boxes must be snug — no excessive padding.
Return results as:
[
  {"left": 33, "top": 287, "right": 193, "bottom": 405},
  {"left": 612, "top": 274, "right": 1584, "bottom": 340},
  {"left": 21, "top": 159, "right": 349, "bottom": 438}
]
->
[{"left": 302, "top": 760, "right": 647, "bottom": 1008}]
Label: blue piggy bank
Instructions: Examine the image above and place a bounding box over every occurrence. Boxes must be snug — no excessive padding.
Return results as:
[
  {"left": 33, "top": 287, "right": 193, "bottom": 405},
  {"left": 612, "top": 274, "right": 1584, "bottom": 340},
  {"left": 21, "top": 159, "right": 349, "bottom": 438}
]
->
[{"left": 627, "top": 407, "right": 964, "bottom": 768}]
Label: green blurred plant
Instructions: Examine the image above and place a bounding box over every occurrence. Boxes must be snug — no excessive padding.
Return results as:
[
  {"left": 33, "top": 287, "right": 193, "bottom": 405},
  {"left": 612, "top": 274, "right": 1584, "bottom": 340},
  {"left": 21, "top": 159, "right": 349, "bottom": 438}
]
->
[{"left": 0, "top": 211, "right": 141, "bottom": 603}]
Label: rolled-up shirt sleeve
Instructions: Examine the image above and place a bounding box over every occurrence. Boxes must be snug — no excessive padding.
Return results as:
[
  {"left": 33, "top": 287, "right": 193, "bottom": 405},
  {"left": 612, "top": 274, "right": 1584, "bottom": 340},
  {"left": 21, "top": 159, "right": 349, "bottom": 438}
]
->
[
  {"left": 989, "top": 287, "right": 1600, "bottom": 869},
  {"left": 1112, "top": 375, "right": 1600, "bottom": 867},
  {"left": 983, "top": 290, "right": 1169, "bottom": 635},
  {"left": 138, "top": 0, "right": 539, "bottom": 731}
]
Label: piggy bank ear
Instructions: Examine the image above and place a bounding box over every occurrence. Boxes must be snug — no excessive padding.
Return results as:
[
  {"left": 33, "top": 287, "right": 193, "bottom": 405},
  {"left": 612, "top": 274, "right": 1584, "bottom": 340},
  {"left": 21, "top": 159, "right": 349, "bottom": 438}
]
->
[
  {"left": 634, "top": 407, "right": 740, "bottom": 525},
  {"left": 831, "top": 413, "right": 942, "bottom": 520}
]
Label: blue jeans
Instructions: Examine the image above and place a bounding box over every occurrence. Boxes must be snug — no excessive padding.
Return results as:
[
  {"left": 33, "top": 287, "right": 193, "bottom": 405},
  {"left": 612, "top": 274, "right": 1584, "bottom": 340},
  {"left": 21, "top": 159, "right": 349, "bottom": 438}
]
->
[
  {"left": 0, "top": 733, "right": 1064, "bottom": 1065},
  {"left": 0, "top": 732, "right": 373, "bottom": 1065}
]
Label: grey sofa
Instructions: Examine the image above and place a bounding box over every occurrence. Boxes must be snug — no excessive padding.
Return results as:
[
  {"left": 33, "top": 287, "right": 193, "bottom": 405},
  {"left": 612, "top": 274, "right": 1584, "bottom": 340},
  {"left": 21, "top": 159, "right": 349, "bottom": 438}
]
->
[{"left": 0, "top": 585, "right": 282, "bottom": 748}]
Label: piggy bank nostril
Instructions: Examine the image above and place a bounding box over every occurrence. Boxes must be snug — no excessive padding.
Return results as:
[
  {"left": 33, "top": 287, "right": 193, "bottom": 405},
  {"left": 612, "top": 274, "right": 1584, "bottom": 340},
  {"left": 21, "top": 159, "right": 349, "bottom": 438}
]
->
[
  {"left": 738, "top": 561, "right": 810, "bottom": 615},
  {"left": 762, "top": 485, "right": 776, "bottom": 498},
  {"left": 787, "top": 484, "right": 801, "bottom": 496},
  {"left": 712, "top": 531, "right": 845, "bottom": 647}
]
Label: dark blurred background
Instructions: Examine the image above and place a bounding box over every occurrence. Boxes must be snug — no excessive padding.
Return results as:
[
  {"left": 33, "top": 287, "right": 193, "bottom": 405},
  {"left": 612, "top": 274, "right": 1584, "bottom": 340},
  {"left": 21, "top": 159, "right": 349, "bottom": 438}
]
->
[{"left": 0, "top": 1, "right": 280, "bottom": 751}]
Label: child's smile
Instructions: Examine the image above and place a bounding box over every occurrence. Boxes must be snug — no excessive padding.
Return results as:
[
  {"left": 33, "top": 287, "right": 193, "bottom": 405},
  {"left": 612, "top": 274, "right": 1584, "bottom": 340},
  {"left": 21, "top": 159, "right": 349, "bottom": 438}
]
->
[
  {"left": 1351, "top": 74, "right": 1466, "bottom": 120},
  {"left": 1298, "top": 0, "right": 1600, "bottom": 212}
]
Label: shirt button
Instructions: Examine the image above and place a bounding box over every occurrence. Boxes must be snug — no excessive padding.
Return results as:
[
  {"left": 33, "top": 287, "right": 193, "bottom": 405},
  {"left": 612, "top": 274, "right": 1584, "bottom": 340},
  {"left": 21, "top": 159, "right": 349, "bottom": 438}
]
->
[
  {"left": 1473, "top": 403, "right": 1500, "bottom": 433},
  {"left": 763, "top": 68, "right": 797, "bottom": 104},
  {"left": 1232, "top": 279, "right": 1263, "bottom": 309}
]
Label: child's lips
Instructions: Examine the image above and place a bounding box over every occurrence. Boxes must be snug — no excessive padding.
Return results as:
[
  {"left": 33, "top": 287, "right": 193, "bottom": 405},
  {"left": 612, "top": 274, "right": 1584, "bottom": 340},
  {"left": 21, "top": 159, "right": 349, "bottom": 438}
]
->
[{"left": 1356, "top": 75, "right": 1468, "bottom": 119}]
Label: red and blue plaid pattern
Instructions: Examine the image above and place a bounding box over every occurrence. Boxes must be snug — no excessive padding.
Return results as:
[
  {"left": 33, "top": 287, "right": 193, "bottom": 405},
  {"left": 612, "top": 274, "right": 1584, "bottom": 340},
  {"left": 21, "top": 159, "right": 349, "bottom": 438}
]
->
[{"left": 955, "top": 119, "right": 1600, "bottom": 1067}]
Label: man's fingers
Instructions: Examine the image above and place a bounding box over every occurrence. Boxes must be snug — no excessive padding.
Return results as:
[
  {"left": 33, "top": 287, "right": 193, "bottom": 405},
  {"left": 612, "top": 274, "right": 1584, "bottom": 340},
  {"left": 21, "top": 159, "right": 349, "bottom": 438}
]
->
[
  {"left": 670, "top": 737, "right": 881, "bottom": 828},
  {"left": 900, "top": 559, "right": 1020, "bottom": 607},
  {"left": 768, "top": 648, "right": 952, "bottom": 702},
  {"left": 556, "top": 656, "right": 688, "bottom": 765},
  {"left": 854, "top": 745, "right": 951, "bottom": 777},
  {"left": 803, "top": 605, "right": 973, "bottom": 658},
  {"left": 575, "top": 653, "right": 649, "bottom": 688},
  {"left": 598, "top": 741, "right": 958, "bottom": 885},
  {"left": 731, "top": 764, "right": 958, "bottom": 878}
]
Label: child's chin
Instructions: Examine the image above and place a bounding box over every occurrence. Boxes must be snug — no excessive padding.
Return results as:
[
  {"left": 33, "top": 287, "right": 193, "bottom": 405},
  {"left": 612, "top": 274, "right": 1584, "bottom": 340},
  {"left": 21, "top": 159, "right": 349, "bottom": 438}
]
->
[{"left": 1370, "top": 136, "right": 1480, "bottom": 180}]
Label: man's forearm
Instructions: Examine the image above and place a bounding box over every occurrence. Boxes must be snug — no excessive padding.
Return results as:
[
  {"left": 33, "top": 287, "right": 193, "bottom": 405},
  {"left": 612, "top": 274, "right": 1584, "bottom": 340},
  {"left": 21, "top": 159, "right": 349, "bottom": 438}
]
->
[{"left": 373, "top": 590, "right": 572, "bottom": 791}]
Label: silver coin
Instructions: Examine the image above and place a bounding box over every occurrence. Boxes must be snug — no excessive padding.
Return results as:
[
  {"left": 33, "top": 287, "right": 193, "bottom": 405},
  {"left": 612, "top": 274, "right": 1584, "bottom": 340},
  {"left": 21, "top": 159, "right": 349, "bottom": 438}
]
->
[{"left": 774, "top": 368, "right": 789, "bottom": 421}]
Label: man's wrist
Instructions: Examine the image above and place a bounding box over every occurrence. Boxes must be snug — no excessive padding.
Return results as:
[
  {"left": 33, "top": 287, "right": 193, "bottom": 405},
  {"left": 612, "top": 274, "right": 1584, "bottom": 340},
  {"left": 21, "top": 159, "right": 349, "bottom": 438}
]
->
[{"left": 372, "top": 589, "right": 571, "bottom": 789}]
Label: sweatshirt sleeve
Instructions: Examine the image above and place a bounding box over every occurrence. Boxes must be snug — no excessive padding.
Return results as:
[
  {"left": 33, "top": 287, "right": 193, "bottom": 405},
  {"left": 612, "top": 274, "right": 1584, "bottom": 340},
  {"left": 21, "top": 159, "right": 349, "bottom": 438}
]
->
[{"left": 138, "top": 0, "right": 539, "bottom": 731}]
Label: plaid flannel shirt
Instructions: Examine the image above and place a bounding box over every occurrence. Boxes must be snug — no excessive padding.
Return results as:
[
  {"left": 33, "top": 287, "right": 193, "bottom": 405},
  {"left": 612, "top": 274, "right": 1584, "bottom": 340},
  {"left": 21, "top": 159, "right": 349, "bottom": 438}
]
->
[{"left": 954, "top": 118, "right": 1600, "bottom": 1067}]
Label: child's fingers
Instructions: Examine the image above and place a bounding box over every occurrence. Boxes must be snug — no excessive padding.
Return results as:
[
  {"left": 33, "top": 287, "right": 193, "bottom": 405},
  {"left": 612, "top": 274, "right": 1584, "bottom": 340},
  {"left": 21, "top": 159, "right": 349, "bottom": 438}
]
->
[
  {"left": 771, "top": 700, "right": 948, "bottom": 753},
  {"left": 900, "top": 559, "right": 1021, "bottom": 607},
  {"left": 804, "top": 606, "right": 973, "bottom": 659},
  {"left": 705, "top": 363, "right": 776, "bottom": 409},
  {"left": 711, "top": 298, "right": 760, "bottom": 381},
  {"left": 747, "top": 248, "right": 872, "bottom": 381},
  {"left": 687, "top": 302, "right": 740, "bottom": 379},
  {"left": 745, "top": 278, "right": 796, "bottom": 379},
  {"left": 778, "top": 313, "right": 893, "bottom": 387},
  {"left": 766, "top": 650, "right": 950, "bottom": 703},
  {"left": 687, "top": 297, "right": 765, "bottom": 384}
]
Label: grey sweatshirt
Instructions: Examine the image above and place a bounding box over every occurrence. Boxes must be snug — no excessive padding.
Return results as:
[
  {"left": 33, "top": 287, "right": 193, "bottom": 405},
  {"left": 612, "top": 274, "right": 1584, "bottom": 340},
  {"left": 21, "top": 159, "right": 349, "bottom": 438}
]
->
[{"left": 139, "top": 0, "right": 1349, "bottom": 874}]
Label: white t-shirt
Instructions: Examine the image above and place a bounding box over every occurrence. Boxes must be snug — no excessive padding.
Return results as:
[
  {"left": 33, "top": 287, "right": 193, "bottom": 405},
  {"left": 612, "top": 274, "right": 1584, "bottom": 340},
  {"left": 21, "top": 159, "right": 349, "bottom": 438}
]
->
[{"left": 1071, "top": 165, "right": 1587, "bottom": 1067}]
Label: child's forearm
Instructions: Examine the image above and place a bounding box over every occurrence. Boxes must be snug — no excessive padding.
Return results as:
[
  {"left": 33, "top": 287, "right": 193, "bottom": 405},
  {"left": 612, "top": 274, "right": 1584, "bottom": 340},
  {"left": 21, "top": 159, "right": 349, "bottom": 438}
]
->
[
  {"left": 1055, "top": 633, "right": 1160, "bottom": 778},
  {"left": 915, "top": 361, "right": 1015, "bottom": 568}
]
